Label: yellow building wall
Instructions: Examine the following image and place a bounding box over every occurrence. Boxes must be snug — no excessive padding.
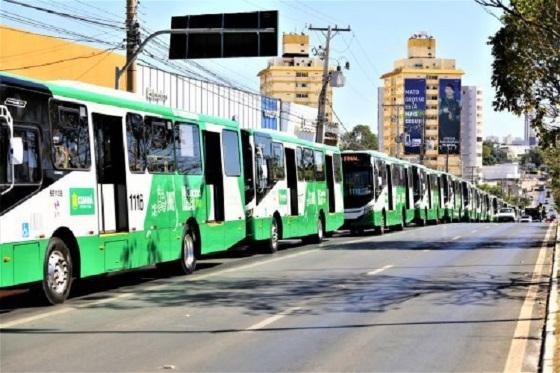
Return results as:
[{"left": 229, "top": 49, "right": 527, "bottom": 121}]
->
[
  {"left": 0, "top": 25, "right": 126, "bottom": 90},
  {"left": 259, "top": 65, "right": 333, "bottom": 121},
  {"left": 381, "top": 67, "right": 464, "bottom": 176}
]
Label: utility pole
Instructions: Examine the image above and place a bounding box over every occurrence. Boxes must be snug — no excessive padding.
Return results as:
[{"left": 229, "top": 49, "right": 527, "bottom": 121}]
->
[
  {"left": 125, "top": 0, "right": 139, "bottom": 92},
  {"left": 382, "top": 103, "right": 404, "bottom": 158},
  {"left": 309, "top": 25, "right": 351, "bottom": 143}
]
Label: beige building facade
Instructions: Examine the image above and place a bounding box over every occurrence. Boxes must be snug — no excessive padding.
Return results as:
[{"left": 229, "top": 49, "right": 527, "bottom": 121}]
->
[
  {"left": 258, "top": 33, "right": 333, "bottom": 122},
  {"left": 380, "top": 33, "right": 464, "bottom": 175}
]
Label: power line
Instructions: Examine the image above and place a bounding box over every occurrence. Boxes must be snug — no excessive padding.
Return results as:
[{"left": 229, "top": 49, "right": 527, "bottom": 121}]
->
[
  {"left": 0, "top": 46, "right": 123, "bottom": 71},
  {"left": 3, "top": 0, "right": 125, "bottom": 30}
]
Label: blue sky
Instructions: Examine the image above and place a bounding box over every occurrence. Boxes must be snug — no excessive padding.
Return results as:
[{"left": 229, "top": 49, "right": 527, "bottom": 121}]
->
[{"left": 1, "top": 0, "right": 524, "bottom": 139}]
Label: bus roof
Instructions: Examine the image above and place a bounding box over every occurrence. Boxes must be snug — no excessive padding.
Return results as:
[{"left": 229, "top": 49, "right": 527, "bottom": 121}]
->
[
  {"left": 246, "top": 127, "right": 340, "bottom": 152},
  {"left": 1, "top": 73, "right": 239, "bottom": 130}
]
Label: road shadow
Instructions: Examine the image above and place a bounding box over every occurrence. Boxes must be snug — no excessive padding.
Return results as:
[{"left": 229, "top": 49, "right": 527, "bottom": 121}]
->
[{"left": 0, "top": 239, "right": 315, "bottom": 313}]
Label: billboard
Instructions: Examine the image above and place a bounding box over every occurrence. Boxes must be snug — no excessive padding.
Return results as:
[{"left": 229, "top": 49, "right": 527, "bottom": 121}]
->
[
  {"left": 438, "top": 79, "right": 461, "bottom": 154},
  {"left": 403, "top": 79, "right": 426, "bottom": 154},
  {"left": 169, "top": 11, "right": 278, "bottom": 59},
  {"left": 261, "top": 96, "right": 279, "bottom": 129}
]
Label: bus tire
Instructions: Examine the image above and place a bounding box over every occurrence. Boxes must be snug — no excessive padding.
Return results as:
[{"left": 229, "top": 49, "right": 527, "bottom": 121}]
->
[
  {"left": 375, "top": 212, "right": 386, "bottom": 235},
  {"left": 395, "top": 209, "right": 405, "bottom": 231},
  {"left": 179, "top": 230, "right": 197, "bottom": 275},
  {"left": 41, "top": 237, "right": 73, "bottom": 305},
  {"left": 310, "top": 216, "right": 325, "bottom": 244},
  {"left": 419, "top": 209, "right": 427, "bottom": 226},
  {"left": 264, "top": 217, "right": 280, "bottom": 253}
]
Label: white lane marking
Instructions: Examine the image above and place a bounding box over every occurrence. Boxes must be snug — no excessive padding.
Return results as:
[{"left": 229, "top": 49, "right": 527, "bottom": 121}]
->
[
  {"left": 1, "top": 249, "right": 319, "bottom": 328},
  {"left": 504, "top": 223, "right": 554, "bottom": 372},
  {"left": 470, "top": 229, "right": 478, "bottom": 234},
  {"left": 0, "top": 306, "right": 74, "bottom": 329},
  {"left": 542, "top": 223, "right": 558, "bottom": 373},
  {"left": 451, "top": 235, "right": 462, "bottom": 241},
  {"left": 367, "top": 264, "right": 394, "bottom": 276},
  {"left": 245, "top": 307, "right": 302, "bottom": 331},
  {"left": 422, "top": 249, "right": 431, "bottom": 252}
]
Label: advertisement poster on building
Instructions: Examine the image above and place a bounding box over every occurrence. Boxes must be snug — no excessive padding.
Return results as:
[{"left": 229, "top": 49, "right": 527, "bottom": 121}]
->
[
  {"left": 438, "top": 78, "right": 462, "bottom": 154},
  {"left": 404, "top": 78, "right": 426, "bottom": 154}
]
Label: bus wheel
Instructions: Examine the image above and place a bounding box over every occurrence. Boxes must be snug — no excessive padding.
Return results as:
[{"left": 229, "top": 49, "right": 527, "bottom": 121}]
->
[
  {"left": 42, "top": 238, "right": 73, "bottom": 305},
  {"left": 265, "top": 218, "right": 280, "bottom": 253},
  {"left": 311, "top": 216, "right": 324, "bottom": 243},
  {"left": 179, "top": 230, "right": 197, "bottom": 275}
]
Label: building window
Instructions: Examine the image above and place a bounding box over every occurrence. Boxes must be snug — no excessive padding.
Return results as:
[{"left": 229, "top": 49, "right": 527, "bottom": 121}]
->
[
  {"left": 296, "top": 72, "right": 308, "bottom": 78},
  {"left": 296, "top": 93, "right": 309, "bottom": 98}
]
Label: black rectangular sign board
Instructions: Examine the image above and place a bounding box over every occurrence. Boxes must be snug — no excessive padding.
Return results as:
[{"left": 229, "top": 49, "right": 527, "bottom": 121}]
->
[{"left": 169, "top": 11, "right": 278, "bottom": 59}]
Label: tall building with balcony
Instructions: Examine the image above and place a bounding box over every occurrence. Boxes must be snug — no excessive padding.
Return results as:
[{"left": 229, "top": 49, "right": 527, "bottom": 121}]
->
[
  {"left": 380, "top": 32, "right": 464, "bottom": 175},
  {"left": 460, "top": 86, "right": 483, "bottom": 182},
  {"left": 258, "top": 33, "right": 333, "bottom": 123}
]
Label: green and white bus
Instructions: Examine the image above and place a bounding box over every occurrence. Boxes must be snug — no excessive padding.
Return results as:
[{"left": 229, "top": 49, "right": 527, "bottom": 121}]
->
[
  {"left": 0, "top": 74, "right": 248, "bottom": 303},
  {"left": 241, "top": 129, "right": 344, "bottom": 252},
  {"left": 411, "top": 164, "right": 444, "bottom": 225},
  {"left": 342, "top": 150, "right": 414, "bottom": 234}
]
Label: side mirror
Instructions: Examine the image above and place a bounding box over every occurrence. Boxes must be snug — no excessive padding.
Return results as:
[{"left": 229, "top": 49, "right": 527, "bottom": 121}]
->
[{"left": 10, "top": 137, "right": 23, "bottom": 165}]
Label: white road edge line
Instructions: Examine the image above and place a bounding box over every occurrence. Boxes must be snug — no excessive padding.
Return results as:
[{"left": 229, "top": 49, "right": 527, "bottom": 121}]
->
[
  {"left": 451, "top": 235, "right": 462, "bottom": 241},
  {"left": 245, "top": 307, "right": 302, "bottom": 331},
  {"left": 367, "top": 264, "right": 394, "bottom": 276},
  {"left": 542, "top": 223, "right": 559, "bottom": 373},
  {"left": 504, "top": 223, "right": 554, "bottom": 372},
  {"left": 0, "top": 249, "right": 319, "bottom": 329}
]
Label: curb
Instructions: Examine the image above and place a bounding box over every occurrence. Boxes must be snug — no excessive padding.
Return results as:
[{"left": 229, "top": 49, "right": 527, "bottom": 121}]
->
[{"left": 542, "top": 222, "right": 559, "bottom": 373}]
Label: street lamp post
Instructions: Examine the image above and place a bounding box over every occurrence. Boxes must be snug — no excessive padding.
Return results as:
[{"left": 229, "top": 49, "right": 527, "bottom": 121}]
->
[{"left": 114, "top": 27, "right": 275, "bottom": 90}]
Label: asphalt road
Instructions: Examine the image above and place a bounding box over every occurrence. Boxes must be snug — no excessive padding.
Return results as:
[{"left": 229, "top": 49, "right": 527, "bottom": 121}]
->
[{"left": 0, "top": 222, "right": 555, "bottom": 372}]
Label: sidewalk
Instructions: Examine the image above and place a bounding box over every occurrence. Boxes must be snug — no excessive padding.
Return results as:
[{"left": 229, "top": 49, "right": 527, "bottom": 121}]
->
[{"left": 542, "top": 222, "right": 559, "bottom": 373}]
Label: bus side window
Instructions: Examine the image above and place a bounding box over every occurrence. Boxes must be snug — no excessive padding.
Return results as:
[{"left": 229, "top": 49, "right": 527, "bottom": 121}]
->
[
  {"left": 296, "top": 147, "right": 305, "bottom": 181},
  {"left": 222, "top": 129, "right": 241, "bottom": 177},
  {"left": 49, "top": 100, "right": 90, "bottom": 170},
  {"left": 303, "top": 148, "right": 315, "bottom": 181},
  {"left": 145, "top": 116, "right": 175, "bottom": 173},
  {"left": 126, "top": 113, "right": 146, "bottom": 173},
  {"left": 12, "top": 126, "right": 42, "bottom": 184},
  {"left": 314, "top": 150, "right": 325, "bottom": 181},
  {"left": 333, "top": 153, "right": 342, "bottom": 183},
  {"left": 174, "top": 122, "right": 202, "bottom": 175},
  {"left": 271, "top": 142, "right": 285, "bottom": 180}
]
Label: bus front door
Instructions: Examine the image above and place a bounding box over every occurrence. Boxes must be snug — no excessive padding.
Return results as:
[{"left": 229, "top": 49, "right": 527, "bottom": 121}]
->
[
  {"left": 325, "top": 155, "right": 336, "bottom": 213},
  {"left": 92, "top": 113, "right": 128, "bottom": 234},
  {"left": 93, "top": 113, "right": 129, "bottom": 271},
  {"left": 202, "top": 130, "right": 224, "bottom": 252}
]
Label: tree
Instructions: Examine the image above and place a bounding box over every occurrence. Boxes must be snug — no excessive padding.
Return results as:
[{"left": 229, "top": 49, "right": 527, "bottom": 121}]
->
[
  {"left": 519, "top": 147, "right": 543, "bottom": 168},
  {"left": 475, "top": 0, "right": 560, "bottom": 146},
  {"left": 339, "top": 125, "right": 378, "bottom": 151},
  {"left": 482, "top": 140, "right": 508, "bottom": 165}
]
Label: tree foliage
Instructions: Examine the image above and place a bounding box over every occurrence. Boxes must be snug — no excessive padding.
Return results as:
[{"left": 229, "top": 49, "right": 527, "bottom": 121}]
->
[
  {"left": 475, "top": 0, "right": 560, "bottom": 146},
  {"left": 519, "top": 147, "right": 544, "bottom": 168},
  {"left": 542, "top": 145, "right": 560, "bottom": 211},
  {"left": 482, "top": 140, "right": 508, "bottom": 165},
  {"left": 340, "top": 124, "right": 379, "bottom": 151}
]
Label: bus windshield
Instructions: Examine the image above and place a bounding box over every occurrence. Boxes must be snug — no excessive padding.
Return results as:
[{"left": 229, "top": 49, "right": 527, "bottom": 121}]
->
[{"left": 343, "top": 154, "right": 374, "bottom": 209}]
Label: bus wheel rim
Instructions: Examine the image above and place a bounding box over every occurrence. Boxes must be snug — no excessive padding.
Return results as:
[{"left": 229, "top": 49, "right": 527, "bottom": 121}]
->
[
  {"left": 47, "top": 250, "right": 69, "bottom": 295},
  {"left": 183, "top": 234, "right": 195, "bottom": 268}
]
